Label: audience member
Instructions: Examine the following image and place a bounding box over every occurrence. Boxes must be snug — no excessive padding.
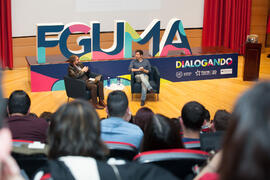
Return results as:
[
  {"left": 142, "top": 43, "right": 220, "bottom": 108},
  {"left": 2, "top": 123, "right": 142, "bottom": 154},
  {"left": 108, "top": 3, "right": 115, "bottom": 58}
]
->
[
  {"left": 211, "top": 110, "right": 231, "bottom": 132},
  {"left": 181, "top": 101, "right": 206, "bottom": 142},
  {"left": 195, "top": 81, "right": 270, "bottom": 180},
  {"left": 6, "top": 90, "right": 48, "bottom": 143},
  {"left": 39, "top": 111, "right": 53, "bottom": 123},
  {"left": 201, "top": 109, "right": 211, "bottom": 133},
  {"left": 133, "top": 107, "right": 154, "bottom": 132},
  {"left": 0, "top": 76, "right": 24, "bottom": 180},
  {"left": 101, "top": 90, "right": 143, "bottom": 149},
  {"left": 34, "top": 100, "right": 178, "bottom": 180},
  {"left": 199, "top": 109, "right": 231, "bottom": 152},
  {"left": 170, "top": 117, "right": 183, "bottom": 136},
  {"left": 29, "top": 112, "right": 38, "bottom": 118},
  {"left": 142, "top": 114, "right": 184, "bottom": 152}
]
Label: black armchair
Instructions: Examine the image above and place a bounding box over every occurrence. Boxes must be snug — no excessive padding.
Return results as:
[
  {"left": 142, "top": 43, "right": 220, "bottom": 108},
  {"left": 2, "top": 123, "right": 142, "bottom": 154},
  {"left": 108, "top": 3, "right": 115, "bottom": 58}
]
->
[
  {"left": 64, "top": 76, "right": 91, "bottom": 102},
  {"left": 131, "top": 66, "right": 160, "bottom": 100}
]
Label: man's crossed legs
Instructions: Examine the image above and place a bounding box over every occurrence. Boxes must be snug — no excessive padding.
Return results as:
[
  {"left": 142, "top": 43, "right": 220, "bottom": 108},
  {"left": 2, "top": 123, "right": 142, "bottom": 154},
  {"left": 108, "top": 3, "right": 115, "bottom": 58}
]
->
[{"left": 135, "top": 74, "right": 155, "bottom": 106}]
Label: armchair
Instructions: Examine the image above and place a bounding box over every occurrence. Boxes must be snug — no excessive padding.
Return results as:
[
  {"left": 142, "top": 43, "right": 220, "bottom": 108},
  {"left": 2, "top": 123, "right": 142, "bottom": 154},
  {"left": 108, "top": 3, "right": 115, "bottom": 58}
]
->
[
  {"left": 63, "top": 76, "right": 91, "bottom": 102},
  {"left": 131, "top": 66, "right": 160, "bottom": 100}
]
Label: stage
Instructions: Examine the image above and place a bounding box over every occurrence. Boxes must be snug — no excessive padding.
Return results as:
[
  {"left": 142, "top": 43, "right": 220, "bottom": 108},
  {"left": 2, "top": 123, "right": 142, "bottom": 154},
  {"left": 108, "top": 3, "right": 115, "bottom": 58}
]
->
[{"left": 26, "top": 47, "right": 238, "bottom": 92}]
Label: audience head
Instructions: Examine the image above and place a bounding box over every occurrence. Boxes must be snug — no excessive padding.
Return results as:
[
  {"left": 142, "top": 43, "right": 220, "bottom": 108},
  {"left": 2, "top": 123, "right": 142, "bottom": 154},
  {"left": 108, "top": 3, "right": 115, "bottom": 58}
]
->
[
  {"left": 220, "top": 81, "right": 270, "bottom": 180},
  {"left": 142, "top": 114, "right": 184, "bottom": 152},
  {"left": 107, "top": 90, "right": 129, "bottom": 118},
  {"left": 39, "top": 111, "right": 53, "bottom": 123},
  {"left": 133, "top": 107, "right": 154, "bottom": 132},
  {"left": 212, "top": 110, "right": 231, "bottom": 131},
  {"left": 204, "top": 109, "right": 210, "bottom": 123},
  {"left": 181, "top": 101, "right": 206, "bottom": 131},
  {"left": 29, "top": 112, "right": 38, "bottom": 118},
  {"left": 48, "top": 100, "right": 107, "bottom": 160},
  {"left": 170, "top": 117, "right": 183, "bottom": 135},
  {"left": 8, "top": 90, "right": 30, "bottom": 115}
]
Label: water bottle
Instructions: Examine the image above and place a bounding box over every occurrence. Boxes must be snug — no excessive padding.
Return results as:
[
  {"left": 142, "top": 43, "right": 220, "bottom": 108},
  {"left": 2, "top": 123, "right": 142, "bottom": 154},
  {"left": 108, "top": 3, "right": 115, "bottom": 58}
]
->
[
  {"left": 107, "top": 77, "right": 111, "bottom": 87},
  {"left": 117, "top": 77, "right": 121, "bottom": 85}
]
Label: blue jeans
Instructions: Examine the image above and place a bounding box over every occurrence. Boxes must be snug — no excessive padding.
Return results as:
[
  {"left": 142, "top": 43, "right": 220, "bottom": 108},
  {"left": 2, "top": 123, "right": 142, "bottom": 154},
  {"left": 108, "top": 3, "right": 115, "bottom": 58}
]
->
[{"left": 135, "top": 74, "right": 152, "bottom": 101}]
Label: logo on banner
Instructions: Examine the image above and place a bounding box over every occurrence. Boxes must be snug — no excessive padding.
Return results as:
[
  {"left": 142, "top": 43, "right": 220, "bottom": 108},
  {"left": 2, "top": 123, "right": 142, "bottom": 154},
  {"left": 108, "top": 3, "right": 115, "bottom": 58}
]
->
[
  {"left": 176, "top": 58, "right": 233, "bottom": 69},
  {"left": 176, "top": 71, "right": 183, "bottom": 78},
  {"left": 36, "top": 18, "right": 192, "bottom": 63},
  {"left": 220, "top": 69, "right": 233, "bottom": 75}
]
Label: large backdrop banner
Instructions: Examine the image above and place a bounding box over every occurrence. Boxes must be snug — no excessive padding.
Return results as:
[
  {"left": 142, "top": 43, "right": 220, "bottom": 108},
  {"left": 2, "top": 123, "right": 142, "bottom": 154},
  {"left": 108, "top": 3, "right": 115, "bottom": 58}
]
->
[{"left": 30, "top": 53, "right": 238, "bottom": 92}]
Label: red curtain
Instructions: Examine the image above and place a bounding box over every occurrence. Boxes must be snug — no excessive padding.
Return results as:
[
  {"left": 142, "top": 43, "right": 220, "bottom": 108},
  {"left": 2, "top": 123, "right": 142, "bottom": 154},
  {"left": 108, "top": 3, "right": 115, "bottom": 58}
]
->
[
  {"left": 0, "top": 0, "right": 13, "bottom": 69},
  {"left": 202, "top": 0, "right": 252, "bottom": 55}
]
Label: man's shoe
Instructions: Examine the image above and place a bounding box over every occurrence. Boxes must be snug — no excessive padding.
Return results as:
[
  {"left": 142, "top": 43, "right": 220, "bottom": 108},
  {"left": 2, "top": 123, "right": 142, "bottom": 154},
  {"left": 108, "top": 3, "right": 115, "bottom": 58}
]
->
[
  {"left": 149, "top": 89, "right": 156, "bottom": 93},
  {"left": 99, "top": 100, "right": 106, "bottom": 107},
  {"left": 141, "top": 100, "right": 145, "bottom": 106},
  {"left": 93, "top": 103, "right": 105, "bottom": 109}
]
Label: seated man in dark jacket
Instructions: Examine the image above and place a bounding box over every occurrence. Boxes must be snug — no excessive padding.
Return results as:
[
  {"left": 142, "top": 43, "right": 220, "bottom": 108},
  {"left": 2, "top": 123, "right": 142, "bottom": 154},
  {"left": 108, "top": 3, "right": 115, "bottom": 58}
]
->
[{"left": 67, "top": 55, "right": 105, "bottom": 109}]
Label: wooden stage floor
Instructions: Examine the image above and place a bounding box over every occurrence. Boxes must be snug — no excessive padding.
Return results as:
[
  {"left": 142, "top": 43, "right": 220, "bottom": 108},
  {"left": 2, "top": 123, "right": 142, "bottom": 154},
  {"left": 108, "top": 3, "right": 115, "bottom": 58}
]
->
[{"left": 2, "top": 52, "right": 270, "bottom": 119}]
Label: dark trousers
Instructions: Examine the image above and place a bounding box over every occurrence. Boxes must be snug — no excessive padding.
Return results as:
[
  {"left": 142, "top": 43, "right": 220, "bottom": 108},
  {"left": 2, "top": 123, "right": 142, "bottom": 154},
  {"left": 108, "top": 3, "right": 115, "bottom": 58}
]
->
[{"left": 85, "top": 80, "right": 104, "bottom": 104}]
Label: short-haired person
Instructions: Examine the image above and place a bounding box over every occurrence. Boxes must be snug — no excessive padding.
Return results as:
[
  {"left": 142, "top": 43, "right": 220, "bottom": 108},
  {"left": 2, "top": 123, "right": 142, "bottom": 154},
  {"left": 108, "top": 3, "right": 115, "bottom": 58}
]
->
[
  {"left": 6, "top": 90, "right": 48, "bottom": 143},
  {"left": 101, "top": 90, "right": 143, "bottom": 149},
  {"left": 0, "top": 84, "right": 24, "bottom": 180},
  {"left": 142, "top": 114, "right": 184, "bottom": 152},
  {"left": 181, "top": 101, "right": 206, "bottom": 143},
  {"left": 129, "top": 50, "right": 155, "bottom": 106},
  {"left": 195, "top": 81, "right": 270, "bottom": 180},
  {"left": 211, "top": 110, "right": 231, "bottom": 132},
  {"left": 34, "top": 100, "right": 178, "bottom": 180},
  {"left": 67, "top": 55, "right": 105, "bottom": 109}
]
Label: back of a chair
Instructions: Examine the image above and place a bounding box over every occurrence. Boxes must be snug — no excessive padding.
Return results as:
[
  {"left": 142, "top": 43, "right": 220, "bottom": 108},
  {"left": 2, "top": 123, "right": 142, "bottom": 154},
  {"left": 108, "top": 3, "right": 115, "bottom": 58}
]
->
[
  {"left": 12, "top": 152, "right": 48, "bottom": 179},
  {"left": 13, "top": 139, "right": 34, "bottom": 147},
  {"left": 200, "top": 131, "right": 224, "bottom": 152},
  {"left": 184, "top": 141, "right": 201, "bottom": 150},
  {"left": 105, "top": 141, "right": 138, "bottom": 161},
  {"left": 149, "top": 66, "right": 160, "bottom": 93},
  {"left": 12, "top": 140, "right": 48, "bottom": 179},
  {"left": 64, "top": 76, "right": 90, "bottom": 100},
  {"left": 134, "top": 149, "right": 209, "bottom": 179}
]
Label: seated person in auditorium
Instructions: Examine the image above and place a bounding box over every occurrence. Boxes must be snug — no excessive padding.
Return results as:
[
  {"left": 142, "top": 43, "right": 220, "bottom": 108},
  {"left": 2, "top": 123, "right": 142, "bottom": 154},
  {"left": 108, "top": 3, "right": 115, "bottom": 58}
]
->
[
  {"left": 195, "top": 81, "right": 270, "bottom": 180},
  {"left": 6, "top": 90, "right": 48, "bottom": 143},
  {"left": 211, "top": 109, "right": 231, "bottom": 132},
  {"left": 199, "top": 110, "right": 231, "bottom": 152},
  {"left": 180, "top": 101, "right": 206, "bottom": 143},
  {"left": 0, "top": 90, "right": 24, "bottom": 180},
  {"left": 129, "top": 50, "right": 155, "bottom": 106},
  {"left": 141, "top": 114, "right": 184, "bottom": 152},
  {"left": 201, "top": 109, "right": 211, "bottom": 133},
  {"left": 171, "top": 117, "right": 184, "bottom": 136},
  {"left": 34, "top": 100, "right": 178, "bottom": 180},
  {"left": 67, "top": 55, "right": 105, "bottom": 109},
  {"left": 133, "top": 107, "right": 154, "bottom": 132},
  {"left": 39, "top": 111, "right": 53, "bottom": 124},
  {"left": 101, "top": 90, "right": 143, "bottom": 149}
]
